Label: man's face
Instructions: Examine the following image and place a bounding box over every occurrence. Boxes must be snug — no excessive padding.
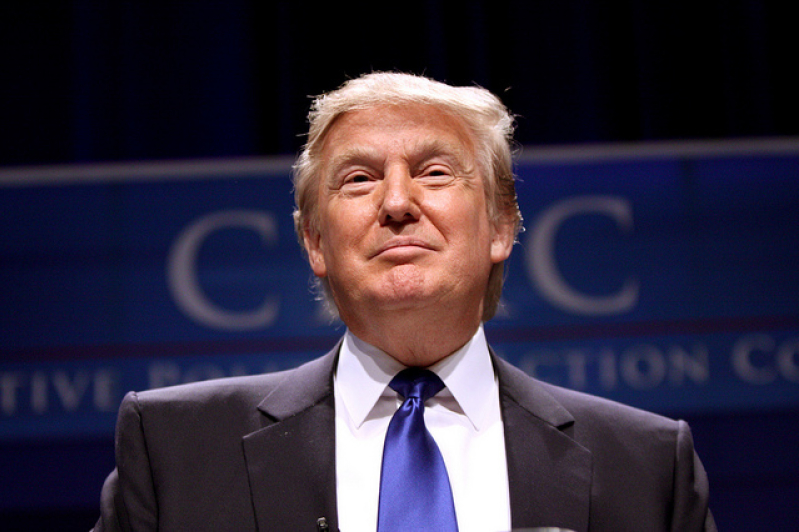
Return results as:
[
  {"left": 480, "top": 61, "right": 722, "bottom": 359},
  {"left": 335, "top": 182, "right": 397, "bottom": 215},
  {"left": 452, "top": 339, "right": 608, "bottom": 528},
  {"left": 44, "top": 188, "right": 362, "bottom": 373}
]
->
[{"left": 304, "top": 104, "right": 514, "bottom": 323}]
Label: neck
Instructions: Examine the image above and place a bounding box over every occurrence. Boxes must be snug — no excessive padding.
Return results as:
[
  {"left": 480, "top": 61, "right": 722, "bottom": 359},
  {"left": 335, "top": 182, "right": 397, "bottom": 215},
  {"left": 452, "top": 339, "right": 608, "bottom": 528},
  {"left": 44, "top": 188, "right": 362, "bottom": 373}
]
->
[{"left": 342, "top": 305, "right": 483, "bottom": 367}]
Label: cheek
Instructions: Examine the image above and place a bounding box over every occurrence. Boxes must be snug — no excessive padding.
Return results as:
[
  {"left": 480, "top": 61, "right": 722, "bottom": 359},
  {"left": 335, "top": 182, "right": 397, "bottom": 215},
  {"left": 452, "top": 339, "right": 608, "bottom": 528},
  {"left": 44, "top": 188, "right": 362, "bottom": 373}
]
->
[
  {"left": 318, "top": 204, "right": 371, "bottom": 257},
  {"left": 443, "top": 195, "right": 492, "bottom": 238}
]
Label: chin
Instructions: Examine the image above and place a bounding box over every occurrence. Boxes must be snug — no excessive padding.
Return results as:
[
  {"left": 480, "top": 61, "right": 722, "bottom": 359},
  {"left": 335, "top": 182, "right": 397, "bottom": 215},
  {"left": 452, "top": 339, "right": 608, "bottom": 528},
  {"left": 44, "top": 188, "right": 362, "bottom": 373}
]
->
[{"left": 381, "top": 265, "right": 437, "bottom": 301}]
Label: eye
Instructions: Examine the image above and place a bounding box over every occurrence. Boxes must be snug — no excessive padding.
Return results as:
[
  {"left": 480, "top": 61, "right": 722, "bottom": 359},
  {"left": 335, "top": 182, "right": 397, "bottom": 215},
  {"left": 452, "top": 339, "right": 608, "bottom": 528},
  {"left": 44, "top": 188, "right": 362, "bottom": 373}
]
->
[
  {"left": 338, "top": 171, "right": 377, "bottom": 193},
  {"left": 418, "top": 165, "right": 455, "bottom": 186},
  {"left": 348, "top": 173, "right": 371, "bottom": 183}
]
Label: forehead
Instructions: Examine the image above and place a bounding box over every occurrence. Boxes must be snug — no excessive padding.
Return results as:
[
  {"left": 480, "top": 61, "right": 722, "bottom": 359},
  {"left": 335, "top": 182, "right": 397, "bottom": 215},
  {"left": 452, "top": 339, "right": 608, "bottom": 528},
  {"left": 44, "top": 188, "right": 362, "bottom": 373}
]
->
[{"left": 319, "top": 103, "right": 476, "bottom": 163}]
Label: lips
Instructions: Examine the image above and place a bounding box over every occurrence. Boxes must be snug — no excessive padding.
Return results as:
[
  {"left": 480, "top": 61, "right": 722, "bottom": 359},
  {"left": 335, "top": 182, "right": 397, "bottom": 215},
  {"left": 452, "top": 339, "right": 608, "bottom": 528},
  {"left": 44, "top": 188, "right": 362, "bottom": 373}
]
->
[{"left": 371, "top": 236, "right": 435, "bottom": 258}]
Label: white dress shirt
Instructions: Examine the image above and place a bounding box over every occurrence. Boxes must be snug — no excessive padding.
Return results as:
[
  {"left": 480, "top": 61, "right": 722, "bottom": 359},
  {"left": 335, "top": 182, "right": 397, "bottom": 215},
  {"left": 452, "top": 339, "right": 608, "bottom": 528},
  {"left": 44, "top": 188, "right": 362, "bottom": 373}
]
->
[{"left": 334, "top": 325, "right": 511, "bottom": 532}]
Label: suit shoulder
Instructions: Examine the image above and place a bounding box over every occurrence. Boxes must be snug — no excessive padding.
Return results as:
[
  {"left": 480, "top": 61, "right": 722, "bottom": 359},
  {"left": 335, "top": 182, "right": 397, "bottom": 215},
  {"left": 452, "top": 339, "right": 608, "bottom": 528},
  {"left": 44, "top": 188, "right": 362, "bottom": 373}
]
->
[
  {"left": 113, "top": 352, "right": 335, "bottom": 447},
  {"left": 495, "top": 355, "right": 680, "bottom": 438},
  {"left": 131, "top": 369, "right": 287, "bottom": 408},
  {"left": 125, "top": 350, "right": 336, "bottom": 417},
  {"left": 513, "top": 373, "right": 689, "bottom": 489},
  {"left": 537, "top": 379, "right": 678, "bottom": 431}
]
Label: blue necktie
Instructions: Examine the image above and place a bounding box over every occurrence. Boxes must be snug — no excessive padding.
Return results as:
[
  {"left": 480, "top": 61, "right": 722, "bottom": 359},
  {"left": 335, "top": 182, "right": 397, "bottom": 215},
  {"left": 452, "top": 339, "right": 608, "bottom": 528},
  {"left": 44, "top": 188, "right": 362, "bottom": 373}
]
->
[{"left": 377, "top": 368, "right": 459, "bottom": 532}]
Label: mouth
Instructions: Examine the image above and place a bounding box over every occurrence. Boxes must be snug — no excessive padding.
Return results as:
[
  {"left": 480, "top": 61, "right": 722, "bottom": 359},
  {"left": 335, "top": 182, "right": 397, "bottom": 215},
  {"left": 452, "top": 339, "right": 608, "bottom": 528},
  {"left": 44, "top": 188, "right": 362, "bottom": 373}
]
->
[{"left": 371, "top": 237, "right": 435, "bottom": 258}]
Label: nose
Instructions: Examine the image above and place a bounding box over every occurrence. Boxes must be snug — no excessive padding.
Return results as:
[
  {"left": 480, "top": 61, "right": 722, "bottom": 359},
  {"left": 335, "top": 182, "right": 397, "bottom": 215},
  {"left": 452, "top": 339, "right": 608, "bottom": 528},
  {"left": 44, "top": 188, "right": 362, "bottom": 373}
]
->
[{"left": 378, "top": 167, "right": 421, "bottom": 226}]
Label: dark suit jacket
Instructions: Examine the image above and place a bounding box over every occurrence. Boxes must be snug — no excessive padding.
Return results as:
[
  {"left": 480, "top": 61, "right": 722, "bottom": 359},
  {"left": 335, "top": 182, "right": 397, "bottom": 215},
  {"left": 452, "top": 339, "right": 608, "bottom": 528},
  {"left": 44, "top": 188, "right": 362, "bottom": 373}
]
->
[{"left": 93, "top": 347, "right": 716, "bottom": 531}]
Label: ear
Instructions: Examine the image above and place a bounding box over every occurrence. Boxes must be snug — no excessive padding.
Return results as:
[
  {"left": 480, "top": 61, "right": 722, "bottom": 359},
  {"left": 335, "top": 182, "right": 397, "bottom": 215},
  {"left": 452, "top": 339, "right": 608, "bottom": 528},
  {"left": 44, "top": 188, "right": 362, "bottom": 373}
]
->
[
  {"left": 303, "top": 224, "right": 327, "bottom": 277},
  {"left": 490, "top": 215, "right": 516, "bottom": 264}
]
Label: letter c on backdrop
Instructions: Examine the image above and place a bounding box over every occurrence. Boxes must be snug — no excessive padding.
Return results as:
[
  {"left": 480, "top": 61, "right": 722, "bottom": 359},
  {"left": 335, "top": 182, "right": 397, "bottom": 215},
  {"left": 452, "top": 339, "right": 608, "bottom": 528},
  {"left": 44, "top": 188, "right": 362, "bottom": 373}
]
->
[
  {"left": 167, "top": 210, "right": 279, "bottom": 330},
  {"left": 526, "top": 195, "right": 639, "bottom": 316}
]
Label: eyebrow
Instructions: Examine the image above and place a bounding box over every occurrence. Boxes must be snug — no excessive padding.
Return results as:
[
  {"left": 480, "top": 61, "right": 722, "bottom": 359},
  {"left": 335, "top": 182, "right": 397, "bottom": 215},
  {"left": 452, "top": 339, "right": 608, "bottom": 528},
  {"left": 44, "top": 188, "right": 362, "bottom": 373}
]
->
[{"left": 409, "top": 138, "right": 473, "bottom": 169}]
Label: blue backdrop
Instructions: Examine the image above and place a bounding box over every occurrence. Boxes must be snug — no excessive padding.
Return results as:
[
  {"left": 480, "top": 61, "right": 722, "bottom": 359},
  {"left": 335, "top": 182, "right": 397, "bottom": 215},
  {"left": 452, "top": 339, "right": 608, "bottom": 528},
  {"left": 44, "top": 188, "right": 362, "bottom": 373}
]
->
[{"left": 4, "top": 2, "right": 799, "bottom": 530}]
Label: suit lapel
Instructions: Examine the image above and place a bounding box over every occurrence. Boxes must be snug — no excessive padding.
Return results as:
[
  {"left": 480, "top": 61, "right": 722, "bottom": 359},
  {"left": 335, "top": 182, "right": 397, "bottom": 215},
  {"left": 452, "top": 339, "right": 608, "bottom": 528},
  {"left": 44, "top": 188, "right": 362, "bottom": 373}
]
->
[
  {"left": 494, "top": 355, "right": 592, "bottom": 532},
  {"left": 242, "top": 350, "right": 339, "bottom": 532}
]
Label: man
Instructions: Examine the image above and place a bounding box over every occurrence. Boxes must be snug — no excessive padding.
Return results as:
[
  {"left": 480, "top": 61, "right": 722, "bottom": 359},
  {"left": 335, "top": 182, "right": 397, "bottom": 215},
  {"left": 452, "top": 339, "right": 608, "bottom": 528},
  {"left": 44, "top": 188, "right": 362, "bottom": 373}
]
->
[{"left": 93, "top": 72, "right": 715, "bottom": 531}]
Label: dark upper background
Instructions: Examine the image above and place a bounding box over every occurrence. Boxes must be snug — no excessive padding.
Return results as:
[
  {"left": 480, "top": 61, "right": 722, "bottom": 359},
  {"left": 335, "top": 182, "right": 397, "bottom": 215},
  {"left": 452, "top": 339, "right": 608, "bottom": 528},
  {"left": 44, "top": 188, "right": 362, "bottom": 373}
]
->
[
  {"left": 2, "top": 1, "right": 798, "bottom": 168},
  {"left": 2, "top": 2, "right": 798, "bottom": 531}
]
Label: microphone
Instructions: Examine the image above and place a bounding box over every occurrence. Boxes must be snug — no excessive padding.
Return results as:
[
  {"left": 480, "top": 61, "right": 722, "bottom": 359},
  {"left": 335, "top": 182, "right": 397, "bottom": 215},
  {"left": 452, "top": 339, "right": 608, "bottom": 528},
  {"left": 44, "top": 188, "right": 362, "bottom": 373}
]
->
[{"left": 316, "top": 517, "right": 330, "bottom": 532}]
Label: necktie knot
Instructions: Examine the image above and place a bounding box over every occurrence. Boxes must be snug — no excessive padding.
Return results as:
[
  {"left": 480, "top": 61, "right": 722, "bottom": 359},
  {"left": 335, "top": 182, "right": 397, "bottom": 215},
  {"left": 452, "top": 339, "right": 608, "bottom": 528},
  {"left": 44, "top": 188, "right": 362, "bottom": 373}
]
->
[{"left": 389, "top": 368, "right": 445, "bottom": 403}]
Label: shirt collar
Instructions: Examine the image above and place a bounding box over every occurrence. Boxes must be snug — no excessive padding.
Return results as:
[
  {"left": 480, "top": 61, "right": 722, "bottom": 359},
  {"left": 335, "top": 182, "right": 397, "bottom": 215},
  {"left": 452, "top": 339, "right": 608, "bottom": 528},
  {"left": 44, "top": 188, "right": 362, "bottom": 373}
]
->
[{"left": 335, "top": 325, "right": 496, "bottom": 431}]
